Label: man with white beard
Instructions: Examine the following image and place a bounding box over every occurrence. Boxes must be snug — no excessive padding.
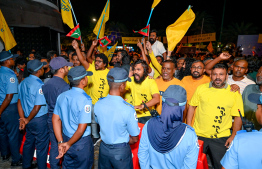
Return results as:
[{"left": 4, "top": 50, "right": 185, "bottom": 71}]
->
[{"left": 242, "top": 66, "right": 262, "bottom": 130}]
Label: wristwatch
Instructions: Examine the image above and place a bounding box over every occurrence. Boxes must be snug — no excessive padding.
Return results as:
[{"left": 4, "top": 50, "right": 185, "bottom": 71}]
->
[{"left": 58, "top": 141, "right": 64, "bottom": 144}]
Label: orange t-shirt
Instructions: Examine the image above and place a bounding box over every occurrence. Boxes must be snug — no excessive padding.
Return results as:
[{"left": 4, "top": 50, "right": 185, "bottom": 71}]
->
[
  {"left": 181, "top": 75, "right": 211, "bottom": 125},
  {"left": 155, "top": 77, "right": 185, "bottom": 114}
]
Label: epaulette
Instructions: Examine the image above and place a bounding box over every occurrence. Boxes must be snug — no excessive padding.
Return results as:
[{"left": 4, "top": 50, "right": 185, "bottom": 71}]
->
[
  {"left": 36, "top": 79, "right": 44, "bottom": 84},
  {"left": 123, "top": 100, "right": 134, "bottom": 108},
  {"left": 82, "top": 92, "right": 92, "bottom": 100},
  {"left": 98, "top": 97, "right": 105, "bottom": 100},
  {"left": 184, "top": 123, "right": 195, "bottom": 131}
]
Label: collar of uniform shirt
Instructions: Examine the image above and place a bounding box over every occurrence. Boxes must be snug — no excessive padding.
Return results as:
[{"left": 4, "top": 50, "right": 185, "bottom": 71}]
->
[{"left": 209, "top": 82, "right": 228, "bottom": 89}]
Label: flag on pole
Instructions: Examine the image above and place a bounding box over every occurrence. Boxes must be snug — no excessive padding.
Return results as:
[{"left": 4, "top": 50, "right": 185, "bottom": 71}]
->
[
  {"left": 99, "top": 36, "right": 111, "bottom": 47},
  {"left": 66, "top": 24, "right": 81, "bottom": 40},
  {"left": 106, "top": 42, "right": 118, "bottom": 62},
  {"left": 151, "top": 0, "right": 161, "bottom": 9},
  {"left": 61, "top": 0, "right": 74, "bottom": 29},
  {"left": 166, "top": 7, "right": 195, "bottom": 52},
  {"left": 0, "top": 10, "right": 17, "bottom": 51},
  {"left": 133, "top": 25, "right": 150, "bottom": 36},
  {"left": 93, "top": 0, "right": 110, "bottom": 39},
  {"left": 176, "top": 43, "right": 183, "bottom": 53},
  {"left": 207, "top": 41, "right": 214, "bottom": 53}
]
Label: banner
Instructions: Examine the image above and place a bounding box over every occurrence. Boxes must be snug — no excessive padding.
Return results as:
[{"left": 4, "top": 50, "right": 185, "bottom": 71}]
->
[
  {"left": 188, "top": 32, "right": 216, "bottom": 43},
  {"left": 61, "top": 0, "right": 74, "bottom": 29},
  {"left": 258, "top": 34, "right": 262, "bottom": 43}
]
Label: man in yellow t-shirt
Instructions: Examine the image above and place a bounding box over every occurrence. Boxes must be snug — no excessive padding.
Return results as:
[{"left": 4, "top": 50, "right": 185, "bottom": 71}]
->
[
  {"left": 125, "top": 60, "right": 160, "bottom": 124},
  {"left": 187, "top": 63, "right": 244, "bottom": 169},
  {"left": 155, "top": 60, "right": 185, "bottom": 114},
  {"left": 72, "top": 40, "right": 109, "bottom": 144},
  {"left": 182, "top": 60, "right": 211, "bottom": 124}
]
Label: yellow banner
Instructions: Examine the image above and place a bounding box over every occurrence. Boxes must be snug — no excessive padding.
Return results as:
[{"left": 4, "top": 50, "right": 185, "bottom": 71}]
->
[
  {"left": 152, "top": 0, "right": 161, "bottom": 8},
  {"left": 258, "top": 34, "right": 262, "bottom": 43},
  {"left": 0, "top": 10, "right": 17, "bottom": 51},
  {"left": 61, "top": 0, "right": 74, "bottom": 29},
  {"left": 188, "top": 33, "right": 216, "bottom": 43}
]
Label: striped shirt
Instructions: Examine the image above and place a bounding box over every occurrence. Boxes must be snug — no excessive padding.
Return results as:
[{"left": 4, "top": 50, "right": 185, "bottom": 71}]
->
[{"left": 227, "top": 75, "right": 255, "bottom": 94}]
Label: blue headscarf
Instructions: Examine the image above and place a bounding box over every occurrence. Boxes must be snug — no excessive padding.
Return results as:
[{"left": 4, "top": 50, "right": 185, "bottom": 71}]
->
[{"left": 147, "top": 98, "right": 187, "bottom": 153}]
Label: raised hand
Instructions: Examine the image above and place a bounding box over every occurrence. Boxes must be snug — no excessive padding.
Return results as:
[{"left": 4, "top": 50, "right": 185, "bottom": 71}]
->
[
  {"left": 219, "top": 52, "right": 231, "bottom": 60},
  {"left": 72, "top": 40, "right": 79, "bottom": 50}
]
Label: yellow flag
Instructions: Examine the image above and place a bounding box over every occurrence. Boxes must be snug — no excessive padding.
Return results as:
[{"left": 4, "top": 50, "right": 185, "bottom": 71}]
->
[
  {"left": 106, "top": 42, "right": 118, "bottom": 62},
  {"left": 61, "top": 0, "right": 74, "bottom": 29},
  {"left": 0, "top": 10, "right": 17, "bottom": 51},
  {"left": 207, "top": 41, "right": 214, "bottom": 53},
  {"left": 152, "top": 0, "right": 161, "bottom": 8},
  {"left": 93, "top": 0, "right": 110, "bottom": 39},
  {"left": 166, "top": 8, "right": 195, "bottom": 52}
]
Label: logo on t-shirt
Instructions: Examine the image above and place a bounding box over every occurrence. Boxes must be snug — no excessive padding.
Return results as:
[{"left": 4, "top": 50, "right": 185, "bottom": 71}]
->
[
  {"left": 10, "top": 77, "right": 15, "bottom": 83},
  {"left": 39, "top": 89, "right": 43, "bottom": 95},
  {"left": 134, "top": 112, "right": 138, "bottom": 121},
  {"left": 85, "top": 105, "right": 91, "bottom": 113}
]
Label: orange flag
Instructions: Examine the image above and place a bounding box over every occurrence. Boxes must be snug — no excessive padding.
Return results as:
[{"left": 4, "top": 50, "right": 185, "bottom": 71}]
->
[{"left": 207, "top": 41, "right": 214, "bottom": 53}]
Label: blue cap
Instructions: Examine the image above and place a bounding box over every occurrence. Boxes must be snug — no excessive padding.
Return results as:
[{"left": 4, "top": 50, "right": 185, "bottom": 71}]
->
[
  {"left": 162, "top": 85, "right": 187, "bottom": 106},
  {"left": 107, "top": 67, "right": 131, "bottom": 83},
  {"left": 0, "top": 51, "right": 19, "bottom": 62},
  {"left": 68, "top": 66, "right": 93, "bottom": 81},
  {"left": 248, "top": 93, "right": 262, "bottom": 104},
  {"left": 27, "top": 59, "right": 47, "bottom": 73},
  {"left": 49, "top": 57, "right": 73, "bottom": 70}
]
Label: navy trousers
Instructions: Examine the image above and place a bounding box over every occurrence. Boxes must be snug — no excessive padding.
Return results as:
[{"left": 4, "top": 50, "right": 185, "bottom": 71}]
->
[
  {"left": 48, "top": 114, "right": 60, "bottom": 169},
  {"left": 62, "top": 134, "right": 94, "bottom": 169},
  {"left": 98, "top": 141, "right": 133, "bottom": 169},
  {"left": 0, "top": 116, "right": 10, "bottom": 157},
  {"left": 0, "top": 103, "right": 22, "bottom": 162},
  {"left": 22, "top": 114, "right": 49, "bottom": 169}
]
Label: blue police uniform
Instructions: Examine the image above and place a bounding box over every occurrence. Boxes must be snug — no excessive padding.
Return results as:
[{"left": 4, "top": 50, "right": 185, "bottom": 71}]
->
[
  {"left": 53, "top": 87, "right": 94, "bottom": 169},
  {"left": 42, "top": 76, "right": 70, "bottom": 169},
  {"left": 94, "top": 94, "right": 140, "bottom": 169},
  {"left": 0, "top": 66, "right": 22, "bottom": 163},
  {"left": 220, "top": 130, "right": 262, "bottom": 169},
  {"left": 138, "top": 122, "right": 199, "bottom": 169},
  {"left": 18, "top": 74, "right": 49, "bottom": 169}
]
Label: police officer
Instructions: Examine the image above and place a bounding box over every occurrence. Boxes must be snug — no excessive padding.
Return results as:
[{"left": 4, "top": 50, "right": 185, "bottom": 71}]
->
[
  {"left": 18, "top": 59, "right": 49, "bottom": 169},
  {"left": 94, "top": 67, "right": 140, "bottom": 169},
  {"left": 0, "top": 51, "right": 22, "bottom": 166},
  {"left": 52, "top": 66, "right": 94, "bottom": 169},
  {"left": 42, "top": 57, "right": 73, "bottom": 169},
  {"left": 220, "top": 93, "right": 262, "bottom": 169}
]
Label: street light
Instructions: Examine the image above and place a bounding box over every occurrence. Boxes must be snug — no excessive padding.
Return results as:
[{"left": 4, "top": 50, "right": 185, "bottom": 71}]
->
[{"left": 92, "top": 18, "right": 96, "bottom": 22}]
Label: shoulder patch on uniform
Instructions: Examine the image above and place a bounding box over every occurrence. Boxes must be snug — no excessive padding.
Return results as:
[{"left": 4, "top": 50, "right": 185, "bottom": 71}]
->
[
  {"left": 123, "top": 100, "right": 134, "bottom": 108},
  {"left": 10, "top": 77, "right": 15, "bottom": 83},
  {"left": 134, "top": 112, "right": 138, "bottom": 121},
  {"left": 85, "top": 105, "right": 91, "bottom": 113},
  {"left": 39, "top": 88, "right": 43, "bottom": 95},
  {"left": 195, "top": 137, "right": 200, "bottom": 148}
]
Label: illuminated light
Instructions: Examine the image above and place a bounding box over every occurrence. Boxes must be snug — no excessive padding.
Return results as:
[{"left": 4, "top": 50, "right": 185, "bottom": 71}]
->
[{"left": 92, "top": 18, "right": 96, "bottom": 22}]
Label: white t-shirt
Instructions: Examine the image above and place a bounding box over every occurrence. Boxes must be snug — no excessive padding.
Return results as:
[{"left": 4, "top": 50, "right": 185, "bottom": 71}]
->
[
  {"left": 151, "top": 40, "right": 166, "bottom": 57},
  {"left": 227, "top": 75, "right": 256, "bottom": 94}
]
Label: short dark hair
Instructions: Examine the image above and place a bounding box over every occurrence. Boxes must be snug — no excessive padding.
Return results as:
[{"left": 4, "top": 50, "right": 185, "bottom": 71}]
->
[
  {"left": 69, "top": 77, "right": 85, "bottom": 87},
  {"left": 117, "top": 50, "right": 130, "bottom": 65},
  {"left": 212, "top": 63, "right": 228, "bottom": 72},
  {"left": 192, "top": 60, "right": 204, "bottom": 66},
  {"left": 40, "top": 56, "right": 50, "bottom": 63},
  {"left": 95, "top": 53, "right": 108, "bottom": 67},
  {"left": 133, "top": 59, "right": 149, "bottom": 75},
  {"left": 156, "top": 55, "right": 164, "bottom": 62},
  {"left": 162, "top": 60, "right": 175, "bottom": 67},
  {"left": 46, "top": 50, "right": 56, "bottom": 60},
  {"left": 15, "top": 57, "right": 27, "bottom": 66},
  {"left": 107, "top": 75, "right": 123, "bottom": 89},
  {"left": 150, "top": 29, "right": 158, "bottom": 37}
]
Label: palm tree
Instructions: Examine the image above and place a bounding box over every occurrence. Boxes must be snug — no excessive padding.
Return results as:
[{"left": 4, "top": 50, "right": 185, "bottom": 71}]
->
[{"left": 222, "top": 22, "right": 259, "bottom": 44}]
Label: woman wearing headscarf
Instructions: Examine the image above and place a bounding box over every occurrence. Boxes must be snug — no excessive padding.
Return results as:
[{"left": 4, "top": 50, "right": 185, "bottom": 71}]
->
[{"left": 138, "top": 85, "right": 199, "bottom": 169}]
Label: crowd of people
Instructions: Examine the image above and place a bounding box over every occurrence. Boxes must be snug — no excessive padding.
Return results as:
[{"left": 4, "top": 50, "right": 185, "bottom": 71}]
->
[{"left": 0, "top": 29, "right": 262, "bottom": 169}]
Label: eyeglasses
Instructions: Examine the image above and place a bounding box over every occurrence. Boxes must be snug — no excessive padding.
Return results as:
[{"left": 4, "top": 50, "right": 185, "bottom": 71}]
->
[{"left": 191, "top": 66, "right": 203, "bottom": 70}]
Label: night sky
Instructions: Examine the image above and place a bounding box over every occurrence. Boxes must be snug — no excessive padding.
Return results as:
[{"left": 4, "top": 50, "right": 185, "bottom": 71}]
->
[{"left": 70, "top": 0, "right": 261, "bottom": 33}]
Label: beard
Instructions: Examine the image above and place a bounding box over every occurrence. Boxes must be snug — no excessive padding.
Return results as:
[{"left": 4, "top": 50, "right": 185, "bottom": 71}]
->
[
  {"left": 211, "top": 78, "right": 226, "bottom": 88},
  {"left": 149, "top": 38, "right": 156, "bottom": 45},
  {"left": 256, "top": 76, "right": 262, "bottom": 85},
  {"left": 134, "top": 72, "right": 147, "bottom": 84},
  {"left": 192, "top": 71, "right": 201, "bottom": 78}
]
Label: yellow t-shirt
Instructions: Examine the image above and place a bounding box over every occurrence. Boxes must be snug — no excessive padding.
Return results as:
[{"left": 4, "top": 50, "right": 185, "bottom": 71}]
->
[
  {"left": 125, "top": 76, "right": 159, "bottom": 118},
  {"left": 181, "top": 75, "right": 211, "bottom": 124},
  {"left": 87, "top": 62, "right": 110, "bottom": 104},
  {"left": 155, "top": 77, "right": 185, "bottom": 114},
  {"left": 189, "top": 83, "right": 244, "bottom": 139}
]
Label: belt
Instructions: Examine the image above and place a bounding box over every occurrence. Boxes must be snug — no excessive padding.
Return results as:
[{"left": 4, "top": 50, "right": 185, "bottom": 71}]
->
[{"left": 102, "top": 141, "right": 129, "bottom": 148}]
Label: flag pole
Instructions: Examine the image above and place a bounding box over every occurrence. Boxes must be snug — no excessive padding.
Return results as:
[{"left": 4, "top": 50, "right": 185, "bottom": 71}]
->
[
  {"left": 142, "top": 8, "right": 154, "bottom": 43},
  {"left": 97, "top": 0, "right": 110, "bottom": 39},
  {"left": 68, "top": 0, "right": 82, "bottom": 43}
]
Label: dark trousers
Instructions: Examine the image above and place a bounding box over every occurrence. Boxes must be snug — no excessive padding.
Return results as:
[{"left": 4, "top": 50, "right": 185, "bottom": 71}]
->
[
  {"left": 138, "top": 116, "right": 151, "bottom": 124},
  {"left": 62, "top": 134, "right": 94, "bottom": 169},
  {"left": 22, "top": 114, "right": 49, "bottom": 169},
  {"left": 0, "top": 116, "right": 10, "bottom": 157},
  {"left": 0, "top": 103, "right": 22, "bottom": 162},
  {"left": 198, "top": 136, "right": 229, "bottom": 169},
  {"left": 48, "top": 114, "right": 60, "bottom": 169},
  {"left": 98, "top": 141, "right": 133, "bottom": 169}
]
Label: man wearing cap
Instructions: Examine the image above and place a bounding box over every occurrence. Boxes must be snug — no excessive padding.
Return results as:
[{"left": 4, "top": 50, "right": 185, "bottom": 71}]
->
[
  {"left": 18, "top": 59, "right": 49, "bottom": 169},
  {"left": 138, "top": 85, "right": 199, "bottom": 169},
  {"left": 0, "top": 51, "right": 22, "bottom": 166},
  {"left": 42, "top": 57, "right": 73, "bottom": 169},
  {"left": 52, "top": 66, "right": 94, "bottom": 169},
  {"left": 220, "top": 93, "right": 262, "bottom": 169},
  {"left": 94, "top": 67, "right": 140, "bottom": 169}
]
